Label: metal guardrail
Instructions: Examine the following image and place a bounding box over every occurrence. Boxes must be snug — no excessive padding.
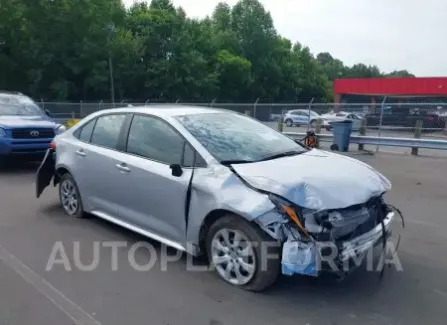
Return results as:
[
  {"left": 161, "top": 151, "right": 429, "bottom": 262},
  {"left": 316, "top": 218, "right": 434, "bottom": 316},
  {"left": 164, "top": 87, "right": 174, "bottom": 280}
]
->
[{"left": 283, "top": 132, "right": 447, "bottom": 150}]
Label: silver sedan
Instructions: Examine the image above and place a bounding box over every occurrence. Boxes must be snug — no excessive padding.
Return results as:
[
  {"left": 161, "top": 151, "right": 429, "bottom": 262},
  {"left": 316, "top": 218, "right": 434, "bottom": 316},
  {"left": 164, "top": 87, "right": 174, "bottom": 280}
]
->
[{"left": 36, "top": 105, "right": 396, "bottom": 291}]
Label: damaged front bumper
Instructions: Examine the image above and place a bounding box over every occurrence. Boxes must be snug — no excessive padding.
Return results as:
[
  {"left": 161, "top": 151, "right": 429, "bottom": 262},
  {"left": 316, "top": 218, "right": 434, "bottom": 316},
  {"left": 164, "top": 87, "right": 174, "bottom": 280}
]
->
[{"left": 281, "top": 211, "right": 395, "bottom": 277}]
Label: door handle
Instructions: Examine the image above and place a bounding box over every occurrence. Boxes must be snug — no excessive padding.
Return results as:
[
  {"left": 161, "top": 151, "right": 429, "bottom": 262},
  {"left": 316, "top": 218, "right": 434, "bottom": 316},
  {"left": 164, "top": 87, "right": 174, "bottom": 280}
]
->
[
  {"left": 76, "top": 149, "right": 87, "bottom": 157},
  {"left": 116, "top": 163, "right": 130, "bottom": 173}
]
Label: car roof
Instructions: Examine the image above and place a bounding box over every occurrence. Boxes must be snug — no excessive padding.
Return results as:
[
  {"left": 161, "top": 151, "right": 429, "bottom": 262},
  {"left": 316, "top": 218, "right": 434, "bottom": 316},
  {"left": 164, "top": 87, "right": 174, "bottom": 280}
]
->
[
  {"left": 288, "top": 109, "right": 311, "bottom": 113},
  {"left": 0, "top": 90, "right": 24, "bottom": 96},
  {"left": 91, "top": 105, "right": 239, "bottom": 118}
]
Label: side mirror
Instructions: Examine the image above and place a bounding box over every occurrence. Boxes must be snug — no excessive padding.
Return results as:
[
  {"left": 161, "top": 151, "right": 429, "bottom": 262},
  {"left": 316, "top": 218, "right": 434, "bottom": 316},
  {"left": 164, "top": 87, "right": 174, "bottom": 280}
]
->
[
  {"left": 170, "top": 164, "right": 183, "bottom": 177},
  {"left": 44, "top": 109, "right": 52, "bottom": 117}
]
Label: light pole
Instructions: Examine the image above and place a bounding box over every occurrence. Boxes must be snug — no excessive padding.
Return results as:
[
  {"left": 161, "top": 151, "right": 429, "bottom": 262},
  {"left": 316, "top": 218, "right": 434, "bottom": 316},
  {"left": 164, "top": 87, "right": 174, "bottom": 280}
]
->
[{"left": 107, "top": 24, "right": 116, "bottom": 107}]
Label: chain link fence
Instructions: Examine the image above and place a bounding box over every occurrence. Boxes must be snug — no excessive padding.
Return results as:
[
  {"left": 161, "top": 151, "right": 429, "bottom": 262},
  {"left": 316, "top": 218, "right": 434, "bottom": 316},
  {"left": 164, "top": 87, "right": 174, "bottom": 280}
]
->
[{"left": 39, "top": 100, "right": 447, "bottom": 142}]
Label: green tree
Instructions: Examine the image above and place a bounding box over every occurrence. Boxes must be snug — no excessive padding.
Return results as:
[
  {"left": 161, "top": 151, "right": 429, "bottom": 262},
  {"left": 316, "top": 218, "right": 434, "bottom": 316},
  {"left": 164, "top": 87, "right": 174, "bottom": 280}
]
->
[
  {"left": 385, "top": 70, "right": 415, "bottom": 78},
  {"left": 0, "top": 0, "right": 415, "bottom": 102},
  {"left": 346, "top": 63, "right": 382, "bottom": 78},
  {"left": 215, "top": 49, "right": 253, "bottom": 100}
]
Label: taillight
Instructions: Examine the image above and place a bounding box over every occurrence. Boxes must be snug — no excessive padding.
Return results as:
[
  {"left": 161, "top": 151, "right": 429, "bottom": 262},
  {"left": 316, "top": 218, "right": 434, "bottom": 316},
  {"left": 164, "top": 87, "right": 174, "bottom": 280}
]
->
[
  {"left": 50, "top": 141, "right": 56, "bottom": 150},
  {"left": 428, "top": 116, "right": 435, "bottom": 121}
]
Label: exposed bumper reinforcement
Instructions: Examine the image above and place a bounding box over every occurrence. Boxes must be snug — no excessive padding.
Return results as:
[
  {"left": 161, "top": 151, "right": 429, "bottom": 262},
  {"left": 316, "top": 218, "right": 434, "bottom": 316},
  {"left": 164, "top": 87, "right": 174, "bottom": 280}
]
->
[
  {"left": 339, "top": 211, "right": 394, "bottom": 262},
  {"left": 281, "top": 211, "right": 395, "bottom": 276}
]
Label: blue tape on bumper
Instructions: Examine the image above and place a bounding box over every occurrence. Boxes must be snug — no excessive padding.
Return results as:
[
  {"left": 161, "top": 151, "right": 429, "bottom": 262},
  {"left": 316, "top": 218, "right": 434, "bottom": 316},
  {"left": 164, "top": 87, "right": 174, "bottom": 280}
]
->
[
  {"left": 280, "top": 212, "right": 395, "bottom": 277},
  {"left": 281, "top": 241, "right": 318, "bottom": 277}
]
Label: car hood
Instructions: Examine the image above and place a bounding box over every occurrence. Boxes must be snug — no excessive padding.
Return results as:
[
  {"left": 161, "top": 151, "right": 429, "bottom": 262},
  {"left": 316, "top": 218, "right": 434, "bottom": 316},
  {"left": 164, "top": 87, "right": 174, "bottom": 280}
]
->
[
  {"left": 231, "top": 149, "right": 391, "bottom": 211},
  {"left": 0, "top": 115, "right": 58, "bottom": 128}
]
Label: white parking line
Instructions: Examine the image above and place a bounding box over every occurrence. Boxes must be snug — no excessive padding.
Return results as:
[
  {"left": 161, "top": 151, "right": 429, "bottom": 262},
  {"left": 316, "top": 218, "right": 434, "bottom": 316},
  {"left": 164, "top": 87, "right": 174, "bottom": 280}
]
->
[
  {"left": 433, "top": 289, "right": 447, "bottom": 299},
  {"left": 0, "top": 244, "right": 101, "bottom": 325}
]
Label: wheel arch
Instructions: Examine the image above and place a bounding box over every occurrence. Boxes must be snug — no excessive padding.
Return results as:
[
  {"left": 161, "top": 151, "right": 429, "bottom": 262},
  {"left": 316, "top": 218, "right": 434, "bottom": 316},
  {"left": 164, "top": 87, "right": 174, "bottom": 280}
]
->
[
  {"left": 54, "top": 164, "right": 73, "bottom": 186},
  {"left": 197, "top": 209, "right": 260, "bottom": 257}
]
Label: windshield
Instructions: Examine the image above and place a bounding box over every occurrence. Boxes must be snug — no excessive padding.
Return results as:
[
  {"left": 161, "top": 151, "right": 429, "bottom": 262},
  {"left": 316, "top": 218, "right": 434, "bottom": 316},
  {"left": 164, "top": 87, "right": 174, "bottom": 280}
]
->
[
  {"left": 176, "top": 112, "right": 307, "bottom": 162},
  {"left": 0, "top": 94, "right": 44, "bottom": 116}
]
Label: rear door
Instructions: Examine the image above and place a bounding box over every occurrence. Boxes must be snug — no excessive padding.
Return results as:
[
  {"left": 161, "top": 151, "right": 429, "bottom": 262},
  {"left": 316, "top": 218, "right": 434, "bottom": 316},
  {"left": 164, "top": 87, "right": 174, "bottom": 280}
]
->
[
  {"left": 286, "top": 111, "right": 297, "bottom": 123},
  {"left": 113, "top": 114, "right": 202, "bottom": 246},
  {"left": 69, "top": 113, "right": 129, "bottom": 218}
]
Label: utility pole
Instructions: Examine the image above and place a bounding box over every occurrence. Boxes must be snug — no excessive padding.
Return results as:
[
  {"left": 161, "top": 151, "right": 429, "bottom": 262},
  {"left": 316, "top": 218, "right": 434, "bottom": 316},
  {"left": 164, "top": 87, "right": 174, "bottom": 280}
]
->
[
  {"left": 107, "top": 24, "right": 116, "bottom": 107},
  {"left": 109, "top": 55, "right": 115, "bottom": 107}
]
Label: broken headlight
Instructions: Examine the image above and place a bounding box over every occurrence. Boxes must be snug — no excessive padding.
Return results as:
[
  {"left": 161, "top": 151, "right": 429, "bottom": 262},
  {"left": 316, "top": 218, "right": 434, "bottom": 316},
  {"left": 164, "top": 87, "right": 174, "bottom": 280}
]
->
[{"left": 268, "top": 194, "right": 311, "bottom": 240}]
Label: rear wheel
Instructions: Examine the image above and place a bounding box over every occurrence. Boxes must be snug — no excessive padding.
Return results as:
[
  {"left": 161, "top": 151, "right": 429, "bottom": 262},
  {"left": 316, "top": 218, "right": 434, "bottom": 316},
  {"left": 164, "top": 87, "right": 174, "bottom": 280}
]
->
[
  {"left": 206, "top": 214, "right": 281, "bottom": 292},
  {"left": 59, "top": 173, "right": 86, "bottom": 218},
  {"left": 310, "top": 119, "right": 317, "bottom": 128}
]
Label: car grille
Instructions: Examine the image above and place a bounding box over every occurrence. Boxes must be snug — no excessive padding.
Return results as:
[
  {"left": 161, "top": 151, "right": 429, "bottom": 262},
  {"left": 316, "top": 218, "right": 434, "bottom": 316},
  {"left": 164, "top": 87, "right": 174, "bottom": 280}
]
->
[
  {"left": 334, "top": 199, "right": 382, "bottom": 241},
  {"left": 11, "top": 128, "right": 55, "bottom": 139}
]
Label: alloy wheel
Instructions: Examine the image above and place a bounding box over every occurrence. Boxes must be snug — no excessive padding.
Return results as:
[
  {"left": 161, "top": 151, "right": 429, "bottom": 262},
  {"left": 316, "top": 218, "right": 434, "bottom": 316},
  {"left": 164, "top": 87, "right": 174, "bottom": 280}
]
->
[
  {"left": 210, "top": 228, "right": 256, "bottom": 286},
  {"left": 60, "top": 179, "right": 79, "bottom": 215}
]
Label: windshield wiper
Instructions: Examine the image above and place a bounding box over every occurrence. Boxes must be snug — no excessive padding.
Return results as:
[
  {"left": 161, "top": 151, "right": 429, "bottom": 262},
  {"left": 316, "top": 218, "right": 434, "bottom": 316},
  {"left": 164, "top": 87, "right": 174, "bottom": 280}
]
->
[
  {"left": 259, "top": 150, "right": 305, "bottom": 162},
  {"left": 220, "top": 151, "right": 304, "bottom": 166},
  {"left": 220, "top": 159, "right": 255, "bottom": 166}
]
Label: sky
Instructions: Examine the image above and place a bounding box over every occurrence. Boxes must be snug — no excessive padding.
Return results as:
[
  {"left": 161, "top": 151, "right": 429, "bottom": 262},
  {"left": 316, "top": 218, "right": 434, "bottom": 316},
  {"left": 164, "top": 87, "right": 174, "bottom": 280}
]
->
[{"left": 123, "top": 0, "right": 447, "bottom": 77}]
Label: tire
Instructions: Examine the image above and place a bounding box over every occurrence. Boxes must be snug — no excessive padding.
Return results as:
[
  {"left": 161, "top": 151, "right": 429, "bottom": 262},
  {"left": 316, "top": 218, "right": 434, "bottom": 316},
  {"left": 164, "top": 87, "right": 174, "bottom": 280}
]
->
[
  {"left": 310, "top": 119, "right": 317, "bottom": 128},
  {"left": 285, "top": 119, "right": 293, "bottom": 127},
  {"left": 58, "top": 173, "right": 86, "bottom": 218},
  {"left": 206, "top": 214, "right": 281, "bottom": 292},
  {"left": 330, "top": 144, "right": 339, "bottom": 151},
  {"left": 325, "top": 126, "right": 332, "bottom": 131}
]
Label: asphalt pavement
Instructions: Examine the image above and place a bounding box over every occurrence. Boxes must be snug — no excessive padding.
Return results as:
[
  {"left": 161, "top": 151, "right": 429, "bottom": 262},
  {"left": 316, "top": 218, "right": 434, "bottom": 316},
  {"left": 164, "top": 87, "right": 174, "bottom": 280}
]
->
[{"left": 0, "top": 153, "right": 447, "bottom": 325}]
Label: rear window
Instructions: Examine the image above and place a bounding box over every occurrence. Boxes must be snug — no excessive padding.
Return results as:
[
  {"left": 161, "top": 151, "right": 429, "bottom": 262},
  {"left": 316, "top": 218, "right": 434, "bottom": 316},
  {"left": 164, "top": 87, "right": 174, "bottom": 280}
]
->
[
  {"left": 76, "top": 119, "right": 96, "bottom": 142},
  {"left": 90, "top": 114, "right": 127, "bottom": 150}
]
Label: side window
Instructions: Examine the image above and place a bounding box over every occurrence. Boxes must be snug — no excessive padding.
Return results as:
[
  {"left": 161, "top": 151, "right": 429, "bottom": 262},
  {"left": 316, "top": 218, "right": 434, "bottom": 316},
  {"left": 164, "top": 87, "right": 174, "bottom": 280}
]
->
[
  {"left": 77, "top": 119, "right": 96, "bottom": 142},
  {"left": 183, "top": 143, "right": 207, "bottom": 167},
  {"left": 90, "top": 114, "right": 127, "bottom": 149},
  {"left": 126, "top": 115, "right": 184, "bottom": 165}
]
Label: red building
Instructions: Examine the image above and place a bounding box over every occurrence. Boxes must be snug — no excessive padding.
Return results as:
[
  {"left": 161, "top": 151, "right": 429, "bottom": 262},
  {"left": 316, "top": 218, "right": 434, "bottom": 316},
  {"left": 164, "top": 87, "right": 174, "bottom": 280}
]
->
[{"left": 333, "top": 77, "right": 447, "bottom": 112}]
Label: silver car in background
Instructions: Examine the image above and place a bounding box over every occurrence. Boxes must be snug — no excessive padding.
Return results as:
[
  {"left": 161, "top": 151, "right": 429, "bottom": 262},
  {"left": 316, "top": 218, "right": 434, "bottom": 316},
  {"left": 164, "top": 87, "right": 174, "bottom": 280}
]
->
[
  {"left": 283, "top": 109, "right": 331, "bottom": 130},
  {"left": 320, "top": 111, "right": 364, "bottom": 131},
  {"left": 36, "top": 106, "right": 397, "bottom": 291}
]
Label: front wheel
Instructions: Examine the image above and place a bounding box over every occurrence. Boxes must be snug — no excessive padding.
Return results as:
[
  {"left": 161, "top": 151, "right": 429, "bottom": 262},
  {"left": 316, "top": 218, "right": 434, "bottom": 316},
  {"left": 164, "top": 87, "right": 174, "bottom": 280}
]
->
[
  {"left": 206, "top": 214, "right": 281, "bottom": 292},
  {"left": 285, "top": 119, "right": 293, "bottom": 127}
]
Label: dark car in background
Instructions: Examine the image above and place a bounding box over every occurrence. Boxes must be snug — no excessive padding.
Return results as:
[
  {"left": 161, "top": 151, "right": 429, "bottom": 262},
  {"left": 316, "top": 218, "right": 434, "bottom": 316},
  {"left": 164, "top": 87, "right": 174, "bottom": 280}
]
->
[
  {"left": 365, "top": 107, "right": 446, "bottom": 131},
  {"left": 0, "top": 91, "right": 66, "bottom": 163}
]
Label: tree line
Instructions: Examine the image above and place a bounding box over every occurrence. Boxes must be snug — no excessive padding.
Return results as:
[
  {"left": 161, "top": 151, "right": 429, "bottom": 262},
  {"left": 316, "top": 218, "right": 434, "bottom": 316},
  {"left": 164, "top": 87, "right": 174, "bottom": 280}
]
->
[{"left": 0, "top": 0, "right": 414, "bottom": 103}]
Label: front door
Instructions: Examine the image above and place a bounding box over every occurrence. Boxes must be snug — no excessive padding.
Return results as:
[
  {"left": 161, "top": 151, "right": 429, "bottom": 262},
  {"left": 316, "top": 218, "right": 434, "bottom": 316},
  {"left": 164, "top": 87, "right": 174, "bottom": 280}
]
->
[{"left": 115, "top": 114, "right": 193, "bottom": 246}]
